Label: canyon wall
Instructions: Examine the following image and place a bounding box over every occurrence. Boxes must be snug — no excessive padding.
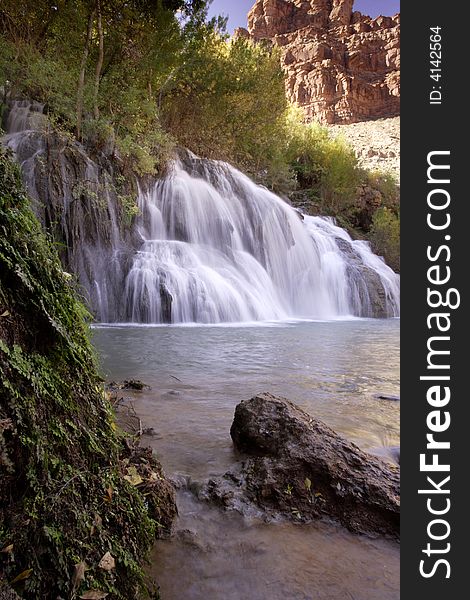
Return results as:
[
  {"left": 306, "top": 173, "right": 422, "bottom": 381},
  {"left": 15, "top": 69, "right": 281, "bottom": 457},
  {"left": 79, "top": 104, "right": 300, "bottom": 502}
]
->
[{"left": 242, "top": 0, "right": 400, "bottom": 124}]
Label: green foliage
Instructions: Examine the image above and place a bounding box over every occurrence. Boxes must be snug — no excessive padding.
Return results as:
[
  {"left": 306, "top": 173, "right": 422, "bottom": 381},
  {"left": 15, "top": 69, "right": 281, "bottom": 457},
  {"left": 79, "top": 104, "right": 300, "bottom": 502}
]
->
[
  {"left": 163, "top": 35, "right": 287, "bottom": 171},
  {"left": 118, "top": 193, "right": 140, "bottom": 227},
  {"left": 0, "top": 0, "right": 187, "bottom": 173},
  {"left": 0, "top": 0, "right": 357, "bottom": 194},
  {"left": 0, "top": 148, "right": 157, "bottom": 598},
  {"left": 282, "top": 110, "right": 362, "bottom": 209},
  {"left": 369, "top": 207, "right": 400, "bottom": 272},
  {"left": 0, "top": 1, "right": 286, "bottom": 177},
  {"left": 366, "top": 170, "right": 400, "bottom": 210},
  {"left": 0, "top": 0, "right": 399, "bottom": 268}
]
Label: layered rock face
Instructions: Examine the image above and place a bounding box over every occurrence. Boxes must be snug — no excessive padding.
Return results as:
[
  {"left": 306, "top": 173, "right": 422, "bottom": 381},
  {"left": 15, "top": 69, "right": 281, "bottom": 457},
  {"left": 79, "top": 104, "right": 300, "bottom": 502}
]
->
[{"left": 245, "top": 0, "right": 400, "bottom": 124}]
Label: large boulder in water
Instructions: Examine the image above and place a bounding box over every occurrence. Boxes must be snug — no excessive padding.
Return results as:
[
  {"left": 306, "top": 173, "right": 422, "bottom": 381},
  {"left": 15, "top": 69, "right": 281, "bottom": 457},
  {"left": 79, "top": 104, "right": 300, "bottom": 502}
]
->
[{"left": 230, "top": 393, "right": 400, "bottom": 537}]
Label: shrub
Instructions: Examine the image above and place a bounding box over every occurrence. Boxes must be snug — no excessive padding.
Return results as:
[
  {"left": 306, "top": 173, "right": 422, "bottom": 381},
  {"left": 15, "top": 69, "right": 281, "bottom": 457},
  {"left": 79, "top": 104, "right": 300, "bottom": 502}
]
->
[
  {"left": 369, "top": 207, "right": 400, "bottom": 272},
  {"left": 366, "top": 170, "right": 400, "bottom": 210},
  {"left": 284, "top": 111, "right": 362, "bottom": 212}
]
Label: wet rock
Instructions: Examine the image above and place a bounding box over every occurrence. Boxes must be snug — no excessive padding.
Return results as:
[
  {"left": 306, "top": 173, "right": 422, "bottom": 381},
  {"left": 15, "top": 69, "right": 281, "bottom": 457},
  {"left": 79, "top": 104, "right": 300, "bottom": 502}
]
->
[
  {"left": 335, "top": 237, "right": 391, "bottom": 317},
  {"left": 107, "top": 379, "right": 150, "bottom": 391},
  {"left": 354, "top": 265, "right": 389, "bottom": 318},
  {"left": 374, "top": 393, "right": 400, "bottom": 402},
  {"left": 229, "top": 393, "right": 400, "bottom": 537},
  {"left": 142, "top": 426, "right": 157, "bottom": 436},
  {"left": 160, "top": 283, "right": 173, "bottom": 324},
  {"left": 170, "top": 474, "right": 191, "bottom": 490},
  {"left": 2, "top": 100, "right": 142, "bottom": 323},
  {"left": 197, "top": 470, "right": 268, "bottom": 521},
  {"left": 175, "top": 529, "right": 208, "bottom": 551},
  {"left": 121, "top": 442, "right": 177, "bottom": 538}
]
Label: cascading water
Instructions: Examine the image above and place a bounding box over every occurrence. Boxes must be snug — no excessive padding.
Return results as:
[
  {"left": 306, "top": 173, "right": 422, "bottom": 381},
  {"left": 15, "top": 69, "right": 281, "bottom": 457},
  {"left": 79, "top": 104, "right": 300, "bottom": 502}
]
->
[
  {"left": 2, "top": 100, "right": 400, "bottom": 324},
  {"left": 125, "top": 159, "right": 400, "bottom": 323}
]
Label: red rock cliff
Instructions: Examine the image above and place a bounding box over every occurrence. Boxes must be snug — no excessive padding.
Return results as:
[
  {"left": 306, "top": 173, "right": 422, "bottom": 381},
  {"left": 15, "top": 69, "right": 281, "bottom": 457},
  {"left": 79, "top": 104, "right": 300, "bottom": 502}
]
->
[{"left": 245, "top": 0, "right": 400, "bottom": 124}]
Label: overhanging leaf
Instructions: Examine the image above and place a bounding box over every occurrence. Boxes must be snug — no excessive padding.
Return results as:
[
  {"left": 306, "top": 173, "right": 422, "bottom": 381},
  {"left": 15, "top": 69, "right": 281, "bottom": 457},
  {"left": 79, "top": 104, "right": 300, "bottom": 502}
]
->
[{"left": 11, "top": 568, "right": 33, "bottom": 583}]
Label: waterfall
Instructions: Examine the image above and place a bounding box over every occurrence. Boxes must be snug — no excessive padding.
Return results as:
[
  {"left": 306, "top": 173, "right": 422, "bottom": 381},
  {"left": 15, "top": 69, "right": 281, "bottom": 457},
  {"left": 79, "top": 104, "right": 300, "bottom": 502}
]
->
[{"left": 2, "top": 100, "right": 400, "bottom": 324}]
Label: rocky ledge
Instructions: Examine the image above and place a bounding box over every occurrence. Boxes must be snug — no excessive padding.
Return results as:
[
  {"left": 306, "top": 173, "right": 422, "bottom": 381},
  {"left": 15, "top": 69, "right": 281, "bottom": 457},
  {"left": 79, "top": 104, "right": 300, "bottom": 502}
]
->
[
  {"left": 201, "top": 393, "right": 399, "bottom": 538},
  {"left": 329, "top": 116, "right": 400, "bottom": 177}
]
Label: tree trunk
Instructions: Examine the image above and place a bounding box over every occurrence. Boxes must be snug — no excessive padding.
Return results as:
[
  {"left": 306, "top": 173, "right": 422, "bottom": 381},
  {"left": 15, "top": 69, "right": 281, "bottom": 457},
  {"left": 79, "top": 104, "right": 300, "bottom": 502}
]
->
[
  {"left": 76, "top": 8, "right": 95, "bottom": 140},
  {"left": 93, "top": 0, "right": 104, "bottom": 120}
]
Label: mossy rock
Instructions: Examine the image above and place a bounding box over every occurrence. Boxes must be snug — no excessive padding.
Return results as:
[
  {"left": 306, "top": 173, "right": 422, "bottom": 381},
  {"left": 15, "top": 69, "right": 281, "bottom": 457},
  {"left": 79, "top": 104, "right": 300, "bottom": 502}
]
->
[{"left": 0, "top": 148, "right": 173, "bottom": 599}]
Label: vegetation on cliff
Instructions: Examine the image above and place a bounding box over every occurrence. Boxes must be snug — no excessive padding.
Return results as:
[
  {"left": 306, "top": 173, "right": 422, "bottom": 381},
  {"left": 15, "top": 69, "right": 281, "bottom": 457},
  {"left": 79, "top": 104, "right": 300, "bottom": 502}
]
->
[{"left": 0, "top": 147, "right": 174, "bottom": 598}]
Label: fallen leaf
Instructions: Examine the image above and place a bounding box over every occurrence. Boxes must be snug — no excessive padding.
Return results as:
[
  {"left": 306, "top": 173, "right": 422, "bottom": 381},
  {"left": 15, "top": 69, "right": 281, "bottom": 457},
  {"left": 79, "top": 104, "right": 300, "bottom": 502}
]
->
[
  {"left": 124, "top": 465, "right": 143, "bottom": 486},
  {"left": 98, "top": 551, "right": 115, "bottom": 572},
  {"left": 79, "top": 591, "right": 108, "bottom": 599},
  {"left": 72, "top": 561, "right": 88, "bottom": 590},
  {"left": 1, "top": 544, "right": 13, "bottom": 554},
  {"left": 103, "top": 486, "right": 113, "bottom": 503},
  {"left": 1, "top": 310, "right": 10, "bottom": 317},
  {"left": 11, "top": 568, "right": 33, "bottom": 583}
]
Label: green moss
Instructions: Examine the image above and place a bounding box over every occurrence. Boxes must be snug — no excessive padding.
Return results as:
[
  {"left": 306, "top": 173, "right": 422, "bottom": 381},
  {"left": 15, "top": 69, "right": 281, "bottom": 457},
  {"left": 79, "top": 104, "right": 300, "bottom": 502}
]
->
[{"left": 0, "top": 148, "right": 158, "bottom": 598}]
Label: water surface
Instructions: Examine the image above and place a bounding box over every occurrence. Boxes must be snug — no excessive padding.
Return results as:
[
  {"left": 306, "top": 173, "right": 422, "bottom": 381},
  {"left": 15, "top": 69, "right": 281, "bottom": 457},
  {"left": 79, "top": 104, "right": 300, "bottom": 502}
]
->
[
  {"left": 92, "top": 319, "right": 400, "bottom": 600},
  {"left": 93, "top": 319, "right": 399, "bottom": 477}
]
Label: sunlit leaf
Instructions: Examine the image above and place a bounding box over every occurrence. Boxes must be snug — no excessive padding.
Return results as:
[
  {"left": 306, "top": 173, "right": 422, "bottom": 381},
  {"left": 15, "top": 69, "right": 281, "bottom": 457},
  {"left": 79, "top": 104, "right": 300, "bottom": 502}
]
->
[
  {"left": 11, "top": 568, "right": 33, "bottom": 583},
  {"left": 124, "top": 465, "right": 143, "bottom": 486}
]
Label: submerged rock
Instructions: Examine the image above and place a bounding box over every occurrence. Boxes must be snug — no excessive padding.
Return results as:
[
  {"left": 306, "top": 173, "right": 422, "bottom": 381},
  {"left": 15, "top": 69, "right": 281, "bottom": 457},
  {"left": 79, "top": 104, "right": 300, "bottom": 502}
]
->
[
  {"left": 374, "top": 393, "right": 400, "bottom": 402},
  {"left": 228, "top": 393, "right": 399, "bottom": 537},
  {"left": 387, "top": 446, "right": 400, "bottom": 465}
]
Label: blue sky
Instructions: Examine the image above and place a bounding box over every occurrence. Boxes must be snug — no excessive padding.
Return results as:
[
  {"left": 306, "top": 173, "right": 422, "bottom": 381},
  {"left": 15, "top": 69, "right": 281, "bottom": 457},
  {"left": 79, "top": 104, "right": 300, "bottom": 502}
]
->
[{"left": 208, "top": 1, "right": 400, "bottom": 33}]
